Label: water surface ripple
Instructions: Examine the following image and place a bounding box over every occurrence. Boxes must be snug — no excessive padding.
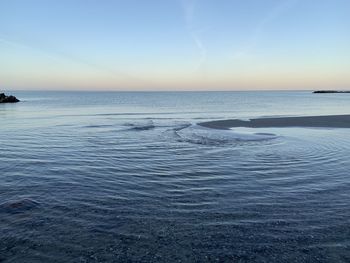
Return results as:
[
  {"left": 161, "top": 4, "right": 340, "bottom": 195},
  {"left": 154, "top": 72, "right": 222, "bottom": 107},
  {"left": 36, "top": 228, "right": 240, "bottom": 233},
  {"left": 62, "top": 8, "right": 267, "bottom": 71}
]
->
[{"left": 1, "top": 91, "right": 350, "bottom": 262}]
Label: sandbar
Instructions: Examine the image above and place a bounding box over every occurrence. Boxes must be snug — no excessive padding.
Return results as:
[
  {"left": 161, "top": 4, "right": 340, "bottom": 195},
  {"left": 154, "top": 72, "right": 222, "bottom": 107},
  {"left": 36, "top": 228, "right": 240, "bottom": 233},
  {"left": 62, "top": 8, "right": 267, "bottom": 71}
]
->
[{"left": 199, "top": 115, "right": 350, "bottom": 130}]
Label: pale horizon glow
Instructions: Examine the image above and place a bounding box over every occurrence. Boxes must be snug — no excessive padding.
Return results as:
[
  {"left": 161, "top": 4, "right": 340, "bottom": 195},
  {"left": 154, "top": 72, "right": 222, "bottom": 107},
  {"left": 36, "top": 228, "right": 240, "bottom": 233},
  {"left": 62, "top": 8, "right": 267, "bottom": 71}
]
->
[{"left": 1, "top": 0, "right": 349, "bottom": 91}]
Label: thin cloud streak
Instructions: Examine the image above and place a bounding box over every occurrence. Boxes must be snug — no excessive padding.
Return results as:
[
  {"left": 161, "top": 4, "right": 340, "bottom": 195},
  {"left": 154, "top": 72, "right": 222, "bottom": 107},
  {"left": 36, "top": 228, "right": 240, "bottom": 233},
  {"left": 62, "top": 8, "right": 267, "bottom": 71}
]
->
[
  {"left": 0, "top": 33, "right": 153, "bottom": 86},
  {"left": 181, "top": 0, "right": 207, "bottom": 72},
  {"left": 232, "top": 0, "right": 300, "bottom": 59}
]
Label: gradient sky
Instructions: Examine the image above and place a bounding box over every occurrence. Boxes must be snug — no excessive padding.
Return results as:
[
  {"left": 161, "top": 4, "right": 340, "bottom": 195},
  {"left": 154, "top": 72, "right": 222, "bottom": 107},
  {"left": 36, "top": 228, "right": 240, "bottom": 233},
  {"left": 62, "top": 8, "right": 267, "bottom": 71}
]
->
[{"left": 1, "top": 0, "right": 349, "bottom": 90}]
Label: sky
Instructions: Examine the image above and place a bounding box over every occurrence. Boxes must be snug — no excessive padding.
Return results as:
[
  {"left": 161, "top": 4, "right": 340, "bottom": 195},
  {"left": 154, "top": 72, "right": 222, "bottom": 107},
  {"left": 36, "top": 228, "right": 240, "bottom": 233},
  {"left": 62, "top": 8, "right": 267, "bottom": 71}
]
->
[{"left": 1, "top": 0, "right": 349, "bottom": 91}]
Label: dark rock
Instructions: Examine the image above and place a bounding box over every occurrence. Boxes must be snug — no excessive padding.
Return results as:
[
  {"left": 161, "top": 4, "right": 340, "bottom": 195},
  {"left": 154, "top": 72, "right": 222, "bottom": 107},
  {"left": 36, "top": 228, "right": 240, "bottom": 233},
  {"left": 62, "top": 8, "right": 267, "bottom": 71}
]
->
[
  {"left": 313, "top": 90, "right": 350, "bottom": 94},
  {"left": 0, "top": 93, "right": 20, "bottom": 103}
]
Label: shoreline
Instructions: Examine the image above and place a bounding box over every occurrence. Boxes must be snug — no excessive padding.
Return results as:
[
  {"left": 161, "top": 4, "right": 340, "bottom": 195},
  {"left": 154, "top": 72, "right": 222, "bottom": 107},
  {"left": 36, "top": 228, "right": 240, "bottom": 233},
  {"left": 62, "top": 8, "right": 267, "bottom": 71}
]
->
[{"left": 198, "top": 114, "right": 350, "bottom": 129}]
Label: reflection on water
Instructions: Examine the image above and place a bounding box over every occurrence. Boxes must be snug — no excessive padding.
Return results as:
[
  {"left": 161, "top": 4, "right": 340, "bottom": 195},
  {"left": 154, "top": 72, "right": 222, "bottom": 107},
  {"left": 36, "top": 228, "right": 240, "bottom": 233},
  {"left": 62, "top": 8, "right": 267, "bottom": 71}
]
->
[{"left": 1, "top": 91, "right": 350, "bottom": 262}]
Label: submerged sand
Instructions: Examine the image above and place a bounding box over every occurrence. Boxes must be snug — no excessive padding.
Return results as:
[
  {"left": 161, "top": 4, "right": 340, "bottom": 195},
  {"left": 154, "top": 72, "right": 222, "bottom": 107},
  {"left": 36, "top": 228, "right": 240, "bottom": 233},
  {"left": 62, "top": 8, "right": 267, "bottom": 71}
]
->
[{"left": 199, "top": 115, "right": 350, "bottom": 130}]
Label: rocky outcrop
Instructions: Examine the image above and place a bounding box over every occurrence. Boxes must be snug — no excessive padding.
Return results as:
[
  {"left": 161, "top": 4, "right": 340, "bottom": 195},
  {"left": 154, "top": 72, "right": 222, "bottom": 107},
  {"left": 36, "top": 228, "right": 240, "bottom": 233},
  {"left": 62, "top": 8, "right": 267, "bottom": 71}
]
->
[
  {"left": 313, "top": 90, "right": 350, "bottom": 94},
  {"left": 0, "top": 93, "right": 20, "bottom": 103}
]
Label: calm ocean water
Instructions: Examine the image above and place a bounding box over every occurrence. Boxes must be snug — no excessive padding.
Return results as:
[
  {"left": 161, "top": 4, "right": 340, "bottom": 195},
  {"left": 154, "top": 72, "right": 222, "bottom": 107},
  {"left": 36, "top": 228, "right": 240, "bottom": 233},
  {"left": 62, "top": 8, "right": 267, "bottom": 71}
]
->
[{"left": 1, "top": 91, "right": 350, "bottom": 262}]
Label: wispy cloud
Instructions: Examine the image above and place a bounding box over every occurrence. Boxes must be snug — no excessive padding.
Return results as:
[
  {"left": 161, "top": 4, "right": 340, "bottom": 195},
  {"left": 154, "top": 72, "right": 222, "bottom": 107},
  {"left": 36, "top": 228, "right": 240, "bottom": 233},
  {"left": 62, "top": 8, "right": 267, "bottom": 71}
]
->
[
  {"left": 0, "top": 35, "right": 60, "bottom": 62},
  {"left": 232, "top": 0, "right": 300, "bottom": 60},
  {"left": 0, "top": 33, "right": 152, "bottom": 86},
  {"left": 181, "top": 0, "right": 207, "bottom": 72}
]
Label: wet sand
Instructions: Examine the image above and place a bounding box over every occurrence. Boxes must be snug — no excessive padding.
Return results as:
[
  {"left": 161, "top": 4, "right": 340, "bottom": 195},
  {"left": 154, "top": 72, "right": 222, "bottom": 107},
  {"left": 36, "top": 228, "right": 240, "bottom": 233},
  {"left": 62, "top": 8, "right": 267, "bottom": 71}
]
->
[{"left": 199, "top": 115, "right": 350, "bottom": 130}]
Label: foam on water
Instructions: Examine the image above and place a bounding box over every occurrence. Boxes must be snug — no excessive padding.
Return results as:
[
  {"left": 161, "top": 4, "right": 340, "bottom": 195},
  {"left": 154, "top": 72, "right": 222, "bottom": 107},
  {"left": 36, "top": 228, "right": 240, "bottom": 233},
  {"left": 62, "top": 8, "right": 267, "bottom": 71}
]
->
[{"left": 175, "top": 124, "right": 278, "bottom": 145}]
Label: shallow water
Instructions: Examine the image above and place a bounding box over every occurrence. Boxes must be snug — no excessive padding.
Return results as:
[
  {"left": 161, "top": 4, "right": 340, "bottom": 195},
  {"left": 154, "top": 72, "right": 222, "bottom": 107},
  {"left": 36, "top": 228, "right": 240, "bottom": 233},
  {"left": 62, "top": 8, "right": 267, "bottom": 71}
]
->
[{"left": 1, "top": 91, "right": 350, "bottom": 262}]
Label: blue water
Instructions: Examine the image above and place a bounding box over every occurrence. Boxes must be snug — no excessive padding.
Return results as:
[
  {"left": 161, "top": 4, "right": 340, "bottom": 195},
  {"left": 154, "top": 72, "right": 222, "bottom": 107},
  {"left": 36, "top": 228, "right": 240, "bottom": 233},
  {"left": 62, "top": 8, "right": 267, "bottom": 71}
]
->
[{"left": 1, "top": 91, "right": 350, "bottom": 262}]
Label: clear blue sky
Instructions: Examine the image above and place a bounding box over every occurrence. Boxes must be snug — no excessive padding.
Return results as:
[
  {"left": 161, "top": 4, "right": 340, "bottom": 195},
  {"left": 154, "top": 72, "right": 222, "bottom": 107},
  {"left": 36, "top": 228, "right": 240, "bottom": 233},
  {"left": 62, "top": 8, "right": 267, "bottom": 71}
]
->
[{"left": 1, "top": 0, "right": 349, "bottom": 90}]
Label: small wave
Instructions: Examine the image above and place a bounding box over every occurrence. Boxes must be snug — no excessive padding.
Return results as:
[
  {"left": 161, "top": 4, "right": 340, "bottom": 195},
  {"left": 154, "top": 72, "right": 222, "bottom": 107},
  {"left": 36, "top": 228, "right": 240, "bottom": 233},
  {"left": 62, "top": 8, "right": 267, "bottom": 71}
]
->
[
  {"left": 175, "top": 125, "right": 278, "bottom": 145},
  {"left": 83, "top": 124, "right": 115, "bottom": 128},
  {"left": 124, "top": 120, "right": 155, "bottom": 131},
  {"left": 255, "top": 132, "right": 276, "bottom": 136}
]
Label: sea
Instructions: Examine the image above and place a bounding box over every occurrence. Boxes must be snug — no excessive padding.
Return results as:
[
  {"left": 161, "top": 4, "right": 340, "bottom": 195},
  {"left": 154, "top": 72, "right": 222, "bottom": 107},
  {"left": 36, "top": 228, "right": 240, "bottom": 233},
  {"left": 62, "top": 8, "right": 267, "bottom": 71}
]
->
[{"left": 1, "top": 91, "right": 350, "bottom": 262}]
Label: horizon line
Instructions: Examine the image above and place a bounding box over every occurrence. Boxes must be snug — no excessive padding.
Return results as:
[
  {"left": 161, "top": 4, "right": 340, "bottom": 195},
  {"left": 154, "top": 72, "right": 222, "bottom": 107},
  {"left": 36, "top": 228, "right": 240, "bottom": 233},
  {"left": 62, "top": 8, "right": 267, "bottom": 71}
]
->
[{"left": 3, "top": 88, "right": 342, "bottom": 93}]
